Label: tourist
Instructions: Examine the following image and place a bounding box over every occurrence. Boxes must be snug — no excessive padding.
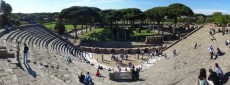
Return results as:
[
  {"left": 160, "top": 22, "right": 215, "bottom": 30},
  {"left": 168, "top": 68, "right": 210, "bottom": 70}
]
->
[
  {"left": 218, "top": 28, "right": 221, "bottom": 33},
  {"left": 128, "top": 62, "right": 132, "bottom": 68},
  {"left": 197, "top": 68, "right": 209, "bottom": 85},
  {"left": 117, "top": 66, "right": 121, "bottom": 72},
  {"left": 111, "top": 54, "right": 115, "bottom": 60},
  {"left": 131, "top": 66, "right": 136, "bottom": 81},
  {"left": 154, "top": 50, "right": 157, "bottom": 58},
  {"left": 84, "top": 72, "right": 92, "bottom": 85},
  {"left": 209, "top": 46, "right": 214, "bottom": 60},
  {"left": 78, "top": 72, "right": 85, "bottom": 83},
  {"left": 213, "top": 29, "right": 216, "bottom": 34},
  {"left": 98, "top": 65, "right": 103, "bottom": 70},
  {"left": 164, "top": 53, "right": 168, "bottom": 59},
  {"left": 222, "top": 31, "right": 225, "bottom": 36},
  {"left": 209, "top": 31, "right": 212, "bottom": 36},
  {"left": 225, "top": 40, "right": 229, "bottom": 46},
  {"left": 226, "top": 29, "right": 229, "bottom": 34},
  {"left": 125, "top": 54, "right": 128, "bottom": 60},
  {"left": 135, "top": 68, "right": 140, "bottom": 80},
  {"left": 16, "top": 41, "right": 20, "bottom": 63},
  {"left": 137, "top": 49, "right": 140, "bottom": 59},
  {"left": 216, "top": 48, "right": 222, "bottom": 56},
  {"left": 96, "top": 70, "right": 101, "bottom": 77},
  {"left": 65, "top": 55, "right": 71, "bottom": 62},
  {"left": 194, "top": 42, "right": 198, "bottom": 49},
  {"left": 208, "top": 69, "right": 219, "bottom": 85},
  {"left": 149, "top": 50, "right": 153, "bottom": 59},
  {"left": 23, "top": 43, "right": 29, "bottom": 63},
  {"left": 108, "top": 68, "right": 111, "bottom": 71},
  {"left": 101, "top": 54, "right": 104, "bottom": 62},
  {"left": 141, "top": 49, "right": 144, "bottom": 59},
  {"left": 214, "top": 63, "right": 224, "bottom": 80},
  {"left": 173, "top": 49, "right": 177, "bottom": 57},
  {"left": 120, "top": 53, "right": 124, "bottom": 59}
]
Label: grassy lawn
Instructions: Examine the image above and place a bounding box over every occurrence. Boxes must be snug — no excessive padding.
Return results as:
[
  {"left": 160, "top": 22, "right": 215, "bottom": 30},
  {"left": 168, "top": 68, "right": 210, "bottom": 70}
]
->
[
  {"left": 132, "top": 30, "right": 156, "bottom": 36},
  {"left": 79, "top": 28, "right": 104, "bottom": 39},
  {"left": 42, "top": 22, "right": 86, "bottom": 32}
]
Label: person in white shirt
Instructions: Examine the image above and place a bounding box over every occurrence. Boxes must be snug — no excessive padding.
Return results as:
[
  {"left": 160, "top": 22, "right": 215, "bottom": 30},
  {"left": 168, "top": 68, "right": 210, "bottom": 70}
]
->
[{"left": 208, "top": 46, "right": 214, "bottom": 60}]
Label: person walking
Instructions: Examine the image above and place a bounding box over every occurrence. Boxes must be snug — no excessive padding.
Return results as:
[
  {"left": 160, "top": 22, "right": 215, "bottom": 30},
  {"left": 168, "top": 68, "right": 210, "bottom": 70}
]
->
[
  {"left": 173, "top": 49, "right": 177, "bottom": 57},
  {"left": 209, "top": 46, "right": 214, "bottom": 60},
  {"left": 101, "top": 54, "right": 104, "bottom": 62},
  {"left": 194, "top": 42, "right": 198, "bottom": 49},
  {"left": 23, "top": 44, "right": 29, "bottom": 63}
]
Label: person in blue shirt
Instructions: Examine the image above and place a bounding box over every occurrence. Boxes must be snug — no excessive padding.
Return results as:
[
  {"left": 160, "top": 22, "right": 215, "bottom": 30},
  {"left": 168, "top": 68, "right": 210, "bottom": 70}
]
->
[{"left": 84, "top": 72, "right": 92, "bottom": 85}]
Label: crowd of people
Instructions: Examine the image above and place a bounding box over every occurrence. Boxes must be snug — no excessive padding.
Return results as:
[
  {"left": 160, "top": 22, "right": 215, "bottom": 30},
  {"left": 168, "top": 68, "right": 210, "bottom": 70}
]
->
[{"left": 197, "top": 63, "right": 224, "bottom": 85}]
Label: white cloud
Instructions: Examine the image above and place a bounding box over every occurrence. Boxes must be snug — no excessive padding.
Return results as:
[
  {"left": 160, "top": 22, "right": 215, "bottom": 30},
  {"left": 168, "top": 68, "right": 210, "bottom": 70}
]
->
[{"left": 193, "top": 9, "right": 230, "bottom": 15}]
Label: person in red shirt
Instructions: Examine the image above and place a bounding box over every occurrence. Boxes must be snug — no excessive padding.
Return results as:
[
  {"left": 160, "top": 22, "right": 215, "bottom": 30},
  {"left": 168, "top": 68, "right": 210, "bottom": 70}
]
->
[{"left": 96, "top": 70, "right": 101, "bottom": 77}]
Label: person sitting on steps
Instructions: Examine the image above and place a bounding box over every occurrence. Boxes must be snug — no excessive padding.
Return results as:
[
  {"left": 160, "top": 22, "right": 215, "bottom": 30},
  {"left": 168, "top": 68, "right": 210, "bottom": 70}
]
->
[
  {"left": 96, "top": 70, "right": 101, "bottom": 77},
  {"left": 78, "top": 72, "right": 85, "bottom": 83}
]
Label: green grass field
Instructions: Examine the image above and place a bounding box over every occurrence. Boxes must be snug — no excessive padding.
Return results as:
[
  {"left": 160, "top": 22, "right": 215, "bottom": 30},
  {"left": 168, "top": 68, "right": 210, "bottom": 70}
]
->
[
  {"left": 132, "top": 30, "right": 156, "bottom": 36},
  {"left": 43, "top": 22, "right": 86, "bottom": 32},
  {"left": 79, "top": 28, "right": 104, "bottom": 39}
]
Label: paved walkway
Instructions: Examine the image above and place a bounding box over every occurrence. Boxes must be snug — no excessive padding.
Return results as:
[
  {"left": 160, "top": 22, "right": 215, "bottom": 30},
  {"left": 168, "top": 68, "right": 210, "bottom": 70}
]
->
[{"left": 85, "top": 53, "right": 161, "bottom": 72}]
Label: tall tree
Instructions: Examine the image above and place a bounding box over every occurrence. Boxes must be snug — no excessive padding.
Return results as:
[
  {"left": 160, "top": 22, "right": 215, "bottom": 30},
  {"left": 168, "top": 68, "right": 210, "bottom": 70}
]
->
[
  {"left": 0, "top": 0, "right": 12, "bottom": 29},
  {"left": 120, "top": 8, "right": 145, "bottom": 28},
  {"left": 59, "top": 6, "right": 83, "bottom": 38},
  {"left": 193, "top": 14, "right": 207, "bottom": 24},
  {"left": 212, "top": 12, "right": 227, "bottom": 26},
  {"left": 54, "top": 20, "right": 66, "bottom": 35},
  {"left": 59, "top": 6, "right": 99, "bottom": 38},
  {"left": 145, "top": 7, "right": 168, "bottom": 34},
  {"left": 167, "top": 3, "right": 194, "bottom": 34}
]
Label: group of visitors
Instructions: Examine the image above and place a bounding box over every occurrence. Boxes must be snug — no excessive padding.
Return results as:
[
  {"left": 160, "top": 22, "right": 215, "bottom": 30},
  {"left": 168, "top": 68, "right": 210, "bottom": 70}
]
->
[
  {"left": 149, "top": 48, "right": 162, "bottom": 59},
  {"left": 111, "top": 54, "right": 123, "bottom": 66},
  {"left": 208, "top": 45, "right": 224, "bottom": 60},
  {"left": 131, "top": 66, "right": 140, "bottom": 81},
  {"left": 78, "top": 72, "right": 94, "bottom": 85},
  {"left": 120, "top": 53, "right": 129, "bottom": 60},
  {"left": 209, "top": 28, "right": 216, "bottom": 41},
  {"left": 220, "top": 27, "right": 230, "bottom": 36},
  {"left": 197, "top": 63, "right": 224, "bottom": 85}
]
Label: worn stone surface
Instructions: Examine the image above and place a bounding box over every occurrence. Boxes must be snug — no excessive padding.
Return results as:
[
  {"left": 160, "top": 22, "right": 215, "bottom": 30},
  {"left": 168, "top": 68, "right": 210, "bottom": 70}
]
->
[{"left": 1, "top": 25, "right": 230, "bottom": 85}]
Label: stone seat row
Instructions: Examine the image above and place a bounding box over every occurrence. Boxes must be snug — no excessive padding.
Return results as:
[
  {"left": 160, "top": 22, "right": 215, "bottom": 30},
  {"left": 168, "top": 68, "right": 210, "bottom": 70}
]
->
[{"left": 2, "top": 25, "right": 83, "bottom": 59}]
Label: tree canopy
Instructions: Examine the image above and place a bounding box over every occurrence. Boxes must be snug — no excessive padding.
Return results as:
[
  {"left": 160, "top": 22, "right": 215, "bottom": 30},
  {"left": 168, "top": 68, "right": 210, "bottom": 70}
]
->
[
  {"left": 211, "top": 12, "right": 228, "bottom": 26},
  {"left": 58, "top": 6, "right": 100, "bottom": 38},
  {"left": 0, "top": 0, "right": 13, "bottom": 28},
  {"left": 144, "top": 6, "right": 168, "bottom": 22}
]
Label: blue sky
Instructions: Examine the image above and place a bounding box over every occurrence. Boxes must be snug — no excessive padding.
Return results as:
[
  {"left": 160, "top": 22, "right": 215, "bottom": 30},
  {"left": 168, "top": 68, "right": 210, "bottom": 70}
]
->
[{"left": 4, "top": 0, "right": 230, "bottom": 15}]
